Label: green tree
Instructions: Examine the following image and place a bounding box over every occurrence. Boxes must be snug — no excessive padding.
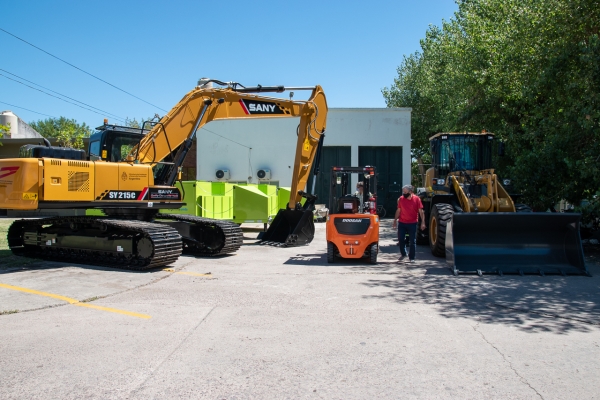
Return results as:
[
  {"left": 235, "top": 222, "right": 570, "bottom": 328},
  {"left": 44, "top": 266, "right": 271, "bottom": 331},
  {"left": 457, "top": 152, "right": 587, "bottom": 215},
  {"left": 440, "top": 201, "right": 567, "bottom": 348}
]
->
[
  {"left": 55, "top": 124, "right": 85, "bottom": 149},
  {"left": 123, "top": 116, "right": 158, "bottom": 129},
  {"left": 0, "top": 123, "right": 9, "bottom": 146},
  {"left": 29, "top": 116, "right": 92, "bottom": 138},
  {"left": 384, "top": 0, "right": 600, "bottom": 210},
  {"left": 29, "top": 116, "right": 92, "bottom": 150}
]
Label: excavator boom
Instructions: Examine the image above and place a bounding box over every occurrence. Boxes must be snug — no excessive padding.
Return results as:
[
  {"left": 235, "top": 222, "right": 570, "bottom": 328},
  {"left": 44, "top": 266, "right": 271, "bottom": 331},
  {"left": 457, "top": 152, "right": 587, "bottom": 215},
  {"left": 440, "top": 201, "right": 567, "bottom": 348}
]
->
[{"left": 129, "top": 83, "right": 327, "bottom": 209}]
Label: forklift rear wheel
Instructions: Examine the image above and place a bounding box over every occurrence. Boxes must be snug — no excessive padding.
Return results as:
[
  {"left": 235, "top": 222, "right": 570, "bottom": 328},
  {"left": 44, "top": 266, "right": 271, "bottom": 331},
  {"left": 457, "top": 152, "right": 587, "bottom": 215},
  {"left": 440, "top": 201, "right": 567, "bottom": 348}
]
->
[
  {"left": 368, "top": 243, "right": 378, "bottom": 264},
  {"left": 327, "top": 241, "right": 336, "bottom": 263}
]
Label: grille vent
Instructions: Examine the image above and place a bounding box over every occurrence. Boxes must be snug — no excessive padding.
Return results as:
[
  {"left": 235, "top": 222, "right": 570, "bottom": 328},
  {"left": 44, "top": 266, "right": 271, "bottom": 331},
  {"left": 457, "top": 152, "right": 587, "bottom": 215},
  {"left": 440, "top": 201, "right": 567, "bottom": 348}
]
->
[
  {"left": 68, "top": 171, "right": 90, "bottom": 192},
  {"left": 68, "top": 161, "right": 90, "bottom": 168}
]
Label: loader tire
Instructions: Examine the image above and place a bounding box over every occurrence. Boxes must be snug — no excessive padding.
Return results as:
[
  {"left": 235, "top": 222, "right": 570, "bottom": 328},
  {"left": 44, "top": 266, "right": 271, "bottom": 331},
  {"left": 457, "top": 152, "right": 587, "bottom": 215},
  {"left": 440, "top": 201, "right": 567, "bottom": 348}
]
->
[
  {"left": 515, "top": 203, "right": 533, "bottom": 213},
  {"left": 368, "top": 243, "right": 378, "bottom": 264},
  {"left": 327, "top": 241, "right": 336, "bottom": 263},
  {"left": 429, "top": 203, "right": 454, "bottom": 257}
]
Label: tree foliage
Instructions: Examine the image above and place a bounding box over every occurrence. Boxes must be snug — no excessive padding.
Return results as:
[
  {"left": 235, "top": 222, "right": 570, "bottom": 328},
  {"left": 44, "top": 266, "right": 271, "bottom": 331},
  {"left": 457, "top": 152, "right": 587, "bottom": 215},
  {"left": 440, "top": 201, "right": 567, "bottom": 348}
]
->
[
  {"left": 29, "top": 117, "right": 92, "bottom": 150},
  {"left": 383, "top": 0, "right": 599, "bottom": 209},
  {"left": 0, "top": 123, "right": 8, "bottom": 146},
  {"left": 123, "top": 116, "right": 157, "bottom": 129}
]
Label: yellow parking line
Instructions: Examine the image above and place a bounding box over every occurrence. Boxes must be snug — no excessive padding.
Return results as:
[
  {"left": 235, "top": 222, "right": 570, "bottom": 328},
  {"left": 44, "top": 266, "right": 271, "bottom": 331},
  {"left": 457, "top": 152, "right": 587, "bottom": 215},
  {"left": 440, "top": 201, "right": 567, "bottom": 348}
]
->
[
  {"left": 74, "top": 303, "right": 151, "bottom": 319},
  {"left": 163, "top": 269, "right": 213, "bottom": 278},
  {"left": 0, "top": 283, "right": 151, "bottom": 319},
  {"left": 0, "top": 283, "right": 78, "bottom": 303}
]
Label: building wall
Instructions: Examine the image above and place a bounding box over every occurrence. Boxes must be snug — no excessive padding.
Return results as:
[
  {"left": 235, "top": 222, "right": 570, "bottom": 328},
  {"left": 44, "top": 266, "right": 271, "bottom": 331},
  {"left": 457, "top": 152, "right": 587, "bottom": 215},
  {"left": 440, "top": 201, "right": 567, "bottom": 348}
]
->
[{"left": 196, "top": 108, "right": 411, "bottom": 189}]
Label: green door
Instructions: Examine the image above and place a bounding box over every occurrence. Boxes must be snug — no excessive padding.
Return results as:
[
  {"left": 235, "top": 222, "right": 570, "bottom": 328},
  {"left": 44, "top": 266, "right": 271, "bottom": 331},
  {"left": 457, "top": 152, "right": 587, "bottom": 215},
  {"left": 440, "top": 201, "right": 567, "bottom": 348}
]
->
[
  {"left": 307, "top": 146, "right": 351, "bottom": 208},
  {"left": 358, "top": 146, "right": 403, "bottom": 218}
]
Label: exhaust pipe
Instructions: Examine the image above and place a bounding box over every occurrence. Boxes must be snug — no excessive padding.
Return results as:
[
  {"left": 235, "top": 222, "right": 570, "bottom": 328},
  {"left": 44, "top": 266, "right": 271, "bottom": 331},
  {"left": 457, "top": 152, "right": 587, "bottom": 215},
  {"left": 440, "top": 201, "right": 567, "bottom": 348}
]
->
[{"left": 446, "top": 213, "right": 588, "bottom": 276}]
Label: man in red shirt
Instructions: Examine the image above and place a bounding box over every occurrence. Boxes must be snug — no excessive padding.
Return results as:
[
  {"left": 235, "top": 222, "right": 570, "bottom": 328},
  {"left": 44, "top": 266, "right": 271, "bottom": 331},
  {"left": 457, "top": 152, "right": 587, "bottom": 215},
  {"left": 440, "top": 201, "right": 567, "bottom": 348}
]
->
[{"left": 392, "top": 185, "right": 426, "bottom": 262}]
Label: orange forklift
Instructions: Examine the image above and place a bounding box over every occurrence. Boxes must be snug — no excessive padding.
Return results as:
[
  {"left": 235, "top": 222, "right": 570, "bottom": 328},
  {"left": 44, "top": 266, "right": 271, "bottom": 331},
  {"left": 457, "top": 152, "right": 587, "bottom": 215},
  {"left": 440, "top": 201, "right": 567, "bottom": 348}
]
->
[{"left": 326, "top": 166, "right": 380, "bottom": 263}]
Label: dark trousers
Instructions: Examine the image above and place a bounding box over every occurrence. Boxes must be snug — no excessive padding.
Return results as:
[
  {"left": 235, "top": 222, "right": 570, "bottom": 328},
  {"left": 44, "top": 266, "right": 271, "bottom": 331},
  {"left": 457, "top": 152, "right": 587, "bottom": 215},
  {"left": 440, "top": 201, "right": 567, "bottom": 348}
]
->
[{"left": 398, "top": 222, "right": 417, "bottom": 260}]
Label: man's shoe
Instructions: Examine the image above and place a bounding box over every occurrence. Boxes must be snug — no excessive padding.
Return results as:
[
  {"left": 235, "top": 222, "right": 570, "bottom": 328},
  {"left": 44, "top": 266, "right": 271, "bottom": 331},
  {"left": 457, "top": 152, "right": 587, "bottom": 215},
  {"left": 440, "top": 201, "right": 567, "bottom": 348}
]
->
[
  {"left": 410, "top": 259, "right": 416, "bottom": 263},
  {"left": 398, "top": 255, "right": 406, "bottom": 262}
]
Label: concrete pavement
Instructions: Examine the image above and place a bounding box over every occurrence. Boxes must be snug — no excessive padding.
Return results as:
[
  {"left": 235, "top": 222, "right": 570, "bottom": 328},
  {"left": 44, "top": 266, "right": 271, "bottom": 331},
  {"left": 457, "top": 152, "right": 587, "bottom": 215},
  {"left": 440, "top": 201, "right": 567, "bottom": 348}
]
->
[{"left": 0, "top": 220, "right": 599, "bottom": 399}]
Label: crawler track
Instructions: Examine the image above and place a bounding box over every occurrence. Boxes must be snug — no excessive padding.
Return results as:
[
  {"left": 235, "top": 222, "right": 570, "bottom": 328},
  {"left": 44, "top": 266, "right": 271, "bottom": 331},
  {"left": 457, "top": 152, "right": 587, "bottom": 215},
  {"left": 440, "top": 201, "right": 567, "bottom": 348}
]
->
[
  {"left": 157, "top": 214, "right": 243, "bottom": 256},
  {"left": 7, "top": 216, "right": 182, "bottom": 270}
]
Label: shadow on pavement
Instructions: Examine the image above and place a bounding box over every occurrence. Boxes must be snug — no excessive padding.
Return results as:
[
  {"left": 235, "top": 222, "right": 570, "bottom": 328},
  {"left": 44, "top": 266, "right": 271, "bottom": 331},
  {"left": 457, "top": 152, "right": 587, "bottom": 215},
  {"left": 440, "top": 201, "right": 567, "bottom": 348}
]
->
[
  {"left": 359, "top": 240, "right": 600, "bottom": 334},
  {"left": 307, "top": 219, "right": 600, "bottom": 334}
]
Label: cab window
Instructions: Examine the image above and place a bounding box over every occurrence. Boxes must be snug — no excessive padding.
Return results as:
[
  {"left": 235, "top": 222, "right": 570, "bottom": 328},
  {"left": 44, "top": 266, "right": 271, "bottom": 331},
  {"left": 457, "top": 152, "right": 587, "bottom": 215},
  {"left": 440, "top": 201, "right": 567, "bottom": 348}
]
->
[{"left": 89, "top": 141, "right": 101, "bottom": 161}]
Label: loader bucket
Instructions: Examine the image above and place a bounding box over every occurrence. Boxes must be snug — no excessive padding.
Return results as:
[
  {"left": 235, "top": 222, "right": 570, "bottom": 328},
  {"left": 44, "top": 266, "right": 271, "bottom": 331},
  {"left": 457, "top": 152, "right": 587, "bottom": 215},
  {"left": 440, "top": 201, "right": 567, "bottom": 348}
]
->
[
  {"left": 260, "top": 208, "right": 315, "bottom": 247},
  {"left": 446, "top": 213, "right": 588, "bottom": 276}
]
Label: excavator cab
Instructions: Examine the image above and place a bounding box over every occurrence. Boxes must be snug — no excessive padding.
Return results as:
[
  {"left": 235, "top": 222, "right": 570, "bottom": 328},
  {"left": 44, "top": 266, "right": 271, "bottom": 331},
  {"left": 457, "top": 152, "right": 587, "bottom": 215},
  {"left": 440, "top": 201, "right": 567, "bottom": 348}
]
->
[
  {"left": 325, "top": 166, "right": 380, "bottom": 264},
  {"left": 88, "top": 122, "right": 147, "bottom": 162}
]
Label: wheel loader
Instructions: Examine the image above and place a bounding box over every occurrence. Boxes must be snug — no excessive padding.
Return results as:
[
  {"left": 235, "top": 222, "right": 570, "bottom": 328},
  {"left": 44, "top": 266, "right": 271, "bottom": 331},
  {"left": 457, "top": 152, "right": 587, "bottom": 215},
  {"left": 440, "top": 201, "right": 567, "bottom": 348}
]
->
[
  {"left": 0, "top": 80, "right": 327, "bottom": 270},
  {"left": 418, "top": 132, "right": 587, "bottom": 276}
]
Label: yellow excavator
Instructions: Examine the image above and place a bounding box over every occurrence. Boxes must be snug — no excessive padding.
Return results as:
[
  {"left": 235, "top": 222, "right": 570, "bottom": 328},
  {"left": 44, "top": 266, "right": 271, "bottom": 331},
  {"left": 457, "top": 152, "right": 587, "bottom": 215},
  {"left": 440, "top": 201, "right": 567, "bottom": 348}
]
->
[
  {"left": 419, "top": 132, "right": 587, "bottom": 276},
  {"left": 0, "top": 80, "right": 327, "bottom": 269}
]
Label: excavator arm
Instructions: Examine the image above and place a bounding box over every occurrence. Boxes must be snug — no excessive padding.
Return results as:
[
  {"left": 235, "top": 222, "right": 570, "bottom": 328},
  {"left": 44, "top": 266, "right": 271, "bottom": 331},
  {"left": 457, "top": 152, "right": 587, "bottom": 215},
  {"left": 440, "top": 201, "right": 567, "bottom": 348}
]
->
[
  {"left": 128, "top": 83, "right": 328, "bottom": 209},
  {"left": 125, "top": 81, "right": 328, "bottom": 247}
]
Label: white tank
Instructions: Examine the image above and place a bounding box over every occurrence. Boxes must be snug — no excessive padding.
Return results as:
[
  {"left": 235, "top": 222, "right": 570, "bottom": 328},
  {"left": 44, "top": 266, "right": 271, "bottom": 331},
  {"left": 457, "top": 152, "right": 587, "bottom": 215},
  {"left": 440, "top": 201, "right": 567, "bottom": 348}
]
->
[{"left": 0, "top": 110, "right": 18, "bottom": 137}]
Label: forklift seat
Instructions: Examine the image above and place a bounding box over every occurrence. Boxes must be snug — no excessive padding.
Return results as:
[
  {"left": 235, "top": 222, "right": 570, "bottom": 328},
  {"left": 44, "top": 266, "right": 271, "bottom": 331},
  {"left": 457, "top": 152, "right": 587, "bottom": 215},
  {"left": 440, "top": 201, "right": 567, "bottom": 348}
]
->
[{"left": 337, "top": 196, "right": 359, "bottom": 214}]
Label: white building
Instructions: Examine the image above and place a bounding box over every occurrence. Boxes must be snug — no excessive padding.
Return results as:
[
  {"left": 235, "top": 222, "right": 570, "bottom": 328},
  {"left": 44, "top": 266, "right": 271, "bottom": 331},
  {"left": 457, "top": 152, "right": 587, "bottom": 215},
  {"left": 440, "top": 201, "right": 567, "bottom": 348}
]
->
[{"left": 195, "top": 108, "right": 411, "bottom": 213}]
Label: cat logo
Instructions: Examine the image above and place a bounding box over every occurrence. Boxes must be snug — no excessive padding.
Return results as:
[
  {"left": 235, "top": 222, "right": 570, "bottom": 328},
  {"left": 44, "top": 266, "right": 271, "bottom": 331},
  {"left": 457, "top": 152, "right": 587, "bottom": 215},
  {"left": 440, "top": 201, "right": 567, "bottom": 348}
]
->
[{"left": 121, "top": 172, "right": 128, "bottom": 181}]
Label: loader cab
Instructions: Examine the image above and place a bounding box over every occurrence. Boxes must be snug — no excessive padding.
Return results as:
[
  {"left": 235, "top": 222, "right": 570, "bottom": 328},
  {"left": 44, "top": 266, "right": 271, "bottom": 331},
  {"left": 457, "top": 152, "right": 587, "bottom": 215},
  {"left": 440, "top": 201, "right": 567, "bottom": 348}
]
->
[
  {"left": 430, "top": 133, "right": 494, "bottom": 178},
  {"left": 88, "top": 123, "right": 149, "bottom": 162}
]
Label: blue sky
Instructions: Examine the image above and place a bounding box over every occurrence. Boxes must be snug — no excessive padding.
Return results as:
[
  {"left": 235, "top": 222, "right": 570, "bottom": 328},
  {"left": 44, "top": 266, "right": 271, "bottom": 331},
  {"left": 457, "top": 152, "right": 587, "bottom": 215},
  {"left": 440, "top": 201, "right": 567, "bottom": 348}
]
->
[{"left": 1, "top": 0, "right": 458, "bottom": 129}]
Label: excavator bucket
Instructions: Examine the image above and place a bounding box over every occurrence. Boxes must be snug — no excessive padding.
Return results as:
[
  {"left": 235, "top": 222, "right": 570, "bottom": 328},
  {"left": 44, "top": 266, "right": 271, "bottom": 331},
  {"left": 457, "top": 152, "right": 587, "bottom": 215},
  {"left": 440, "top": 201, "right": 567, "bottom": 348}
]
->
[
  {"left": 445, "top": 213, "right": 588, "bottom": 276},
  {"left": 260, "top": 209, "right": 315, "bottom": 247}
]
